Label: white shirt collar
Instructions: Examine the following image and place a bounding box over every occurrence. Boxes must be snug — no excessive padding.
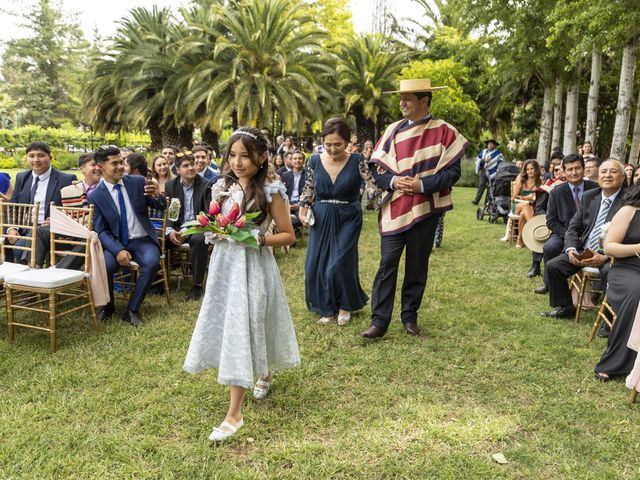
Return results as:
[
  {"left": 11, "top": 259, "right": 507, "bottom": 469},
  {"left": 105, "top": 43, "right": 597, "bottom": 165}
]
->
[
  {"left": 602, "top": 188, "right": 622, "bottom": 203},
  {"left": 102, "top": 178, "right": 124, "bottom": 192}
]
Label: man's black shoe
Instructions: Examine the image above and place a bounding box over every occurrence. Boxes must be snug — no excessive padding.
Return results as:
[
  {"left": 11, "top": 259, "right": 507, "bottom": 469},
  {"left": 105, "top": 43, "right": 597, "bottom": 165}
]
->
[
  {"left": 123, "top": 310, "right": 143, "bottom": 327},
  {"left": 471, "top": 200, "right": 479, "bottom": 205},
  {"left": 185, "top": 285, "right": 203, "bottom": 301},
  {"left": 526, "top": 263, "right": 541, "bottom": 278},
  {"left": 403, "top": 322, "right": 421, "bottom": 336},
  {"left": 361, "top": 325, "right": 386, "bottom": 339},
  {"left": 96, "top": 304, "right": 115, "bottom": 323},
  {"left": 533, "top": 284, "right": 549, "bottom": 294},
  {"left": 541, "top": 306, "right": 576, "bottom": 319},
  {"left": 596, "top": 323, "right": 611, "bottom": 338}
]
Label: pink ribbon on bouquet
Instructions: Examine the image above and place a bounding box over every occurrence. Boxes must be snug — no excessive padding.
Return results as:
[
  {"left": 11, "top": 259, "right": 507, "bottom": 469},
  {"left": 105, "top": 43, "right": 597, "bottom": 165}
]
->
[{"left": 50, "top": 205, "right": 109, "bottom": 307}]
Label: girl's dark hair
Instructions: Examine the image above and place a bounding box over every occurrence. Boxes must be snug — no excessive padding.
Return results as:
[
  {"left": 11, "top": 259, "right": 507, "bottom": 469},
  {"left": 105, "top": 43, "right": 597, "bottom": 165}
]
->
[
  {"left": 322, "top": 117, "right": 351, "bottom": 143},
  {"left": 623, "top": 181, "right": 640, "bottom": 207},
  {"left": 273, "top": 154, "right": 285, "bottom": 168},
  {"left": 222, "top": 127, "right": 269, "bottom": 223},
  {"left": 519, "top": 159, "right": 542, "bottom": 186}
]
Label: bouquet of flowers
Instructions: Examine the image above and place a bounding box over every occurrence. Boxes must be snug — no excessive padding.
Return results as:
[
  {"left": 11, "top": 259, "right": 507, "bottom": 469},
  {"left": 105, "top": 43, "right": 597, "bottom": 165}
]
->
[{"left": 181, "top": 199, "right": 261, "bottom": 248}]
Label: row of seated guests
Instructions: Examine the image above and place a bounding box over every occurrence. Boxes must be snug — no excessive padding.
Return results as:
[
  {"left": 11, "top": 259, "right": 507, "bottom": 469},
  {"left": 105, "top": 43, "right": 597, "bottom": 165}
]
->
[{"left": 280, "top": 150, "right": 306, "bottom": 236}]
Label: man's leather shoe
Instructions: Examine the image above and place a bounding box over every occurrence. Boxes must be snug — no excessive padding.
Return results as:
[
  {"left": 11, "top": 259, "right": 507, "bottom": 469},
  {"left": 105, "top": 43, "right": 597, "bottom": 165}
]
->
[
  {"left": 471, "top": 200, "right": 479, "bottom": 205},
  {"left": 403, "top": 322, "right": 420, "bottom": 336},
  {"left": 185, "top": 285, "right": 203, "bottom": 301},
  {"left": 361, "top": 325, "right": 386, "bottom": 338},
  {"left": 533, "top": 284, "right": 549, "bottom": 294},
  {"left": 541, "top": 306, "right": 576, "bottom": 319},
  {"left": 96, "top": 304, "right": 115, "bottom": 322},
  {"left": 123, "top": 310, "right": 143, "bottom": 327},
  {"left": 596, "top": 323, "right": 611, "bottom": 338}
]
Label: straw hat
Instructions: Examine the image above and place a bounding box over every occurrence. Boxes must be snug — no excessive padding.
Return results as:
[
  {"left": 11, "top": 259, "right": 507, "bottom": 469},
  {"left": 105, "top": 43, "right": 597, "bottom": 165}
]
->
[
  {"left": 384, "top": 79, "right": 448, "bottom": 94},
  {"left": 522, "top": 215, "right": 551, "bottom": 253}
]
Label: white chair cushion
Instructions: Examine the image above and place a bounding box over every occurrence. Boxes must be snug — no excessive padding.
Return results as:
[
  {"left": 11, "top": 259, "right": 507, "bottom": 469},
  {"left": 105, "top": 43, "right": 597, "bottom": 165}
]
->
[
  {"left": 581, "top": 266, "right": 600, "bottom": 275},
  {"left": 0, "top": 262, "right": 30, "bottom": 281},
  {"left": 5, "top": 268, "right": 85, "bottom": 288}
]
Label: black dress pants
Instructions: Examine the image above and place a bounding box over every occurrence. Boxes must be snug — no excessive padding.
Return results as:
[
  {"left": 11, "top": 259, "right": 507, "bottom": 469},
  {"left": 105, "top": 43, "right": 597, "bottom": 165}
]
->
[
  {"left": 188, "top": 233, "right": 208, "bottom": 286},
  {"left": 370, "top": 215, "right": 439, "bottom": 330},
  {"left": 473, "top": 171, "right": 488, "bottom": 203},
  {"left": 546, "top": 253, "right": 610, "bottom": 307},
  {"left": 541, "top": 233, "right": 564, "bottom": 286}
]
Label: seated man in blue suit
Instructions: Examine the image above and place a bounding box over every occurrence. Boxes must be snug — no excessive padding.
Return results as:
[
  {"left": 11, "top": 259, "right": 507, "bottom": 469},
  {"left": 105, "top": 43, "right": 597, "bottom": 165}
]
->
[
  {"left": 281, "top": 150, "right": 306, "bottom": 237},
  {"left": 193, "top": 145, "right": 220, "bottom": 182},
  {"left": 88, "top": 145, "right": 166, "bottom": 327},
  {"left": 7, "top": 141, "right": 76, "bottom": 266}
]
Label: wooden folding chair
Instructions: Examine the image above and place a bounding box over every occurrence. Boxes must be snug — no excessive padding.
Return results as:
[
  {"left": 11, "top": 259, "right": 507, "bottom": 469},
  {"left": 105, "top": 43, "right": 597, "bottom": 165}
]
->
[
  {"left": 587, "top": 294, "right": 617, "bottom": 343},
  {"left": 4, "top": 205, "right": 98, "bottom": 353},
  {"left": 113, "top": 207, "right": 171, "bottom": 304},
  {"left": 168, "top": 241, "right": 212, "bottom": 293},
  {"left": 0, "top": 201, "right": 40, "bottom": 307},
  {"left": 569, "top": 266, "right": 603, "bottom": 324}
]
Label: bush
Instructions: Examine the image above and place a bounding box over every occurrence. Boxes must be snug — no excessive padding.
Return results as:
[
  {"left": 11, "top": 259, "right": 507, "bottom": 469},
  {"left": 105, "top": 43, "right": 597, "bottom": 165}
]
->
[
  {"left": 0, "top": 156, "right": 19, "bottom": 169},
  {"left": 457, "top": 157, "right": 478, "bottom": 188}
]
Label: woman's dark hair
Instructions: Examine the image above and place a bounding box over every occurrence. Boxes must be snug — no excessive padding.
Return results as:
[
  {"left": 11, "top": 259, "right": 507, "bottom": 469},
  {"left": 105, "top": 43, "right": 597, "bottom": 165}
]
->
[
  {"left": 273, "top": 154, "right": 285, "bottom": 168},
  {"left": 519, "top": 159, "right": 542, "bottom": 186},
  {"left": 127, "top": 153, "right": 149, "bottom": 176},
  {"left": 322, "top": 117, "right": 351, "bottom": 143},
  {"left": 623, "top": 181, "right": 640, "bottom": 206},
  {"left": 222, "top": 127, "right": 269, "bottom": 223}
]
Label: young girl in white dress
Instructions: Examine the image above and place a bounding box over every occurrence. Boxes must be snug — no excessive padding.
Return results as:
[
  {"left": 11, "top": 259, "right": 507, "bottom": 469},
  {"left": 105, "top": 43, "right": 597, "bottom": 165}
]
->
[{"left": 183, "top": 127, "right": 300, "bottom": 442}]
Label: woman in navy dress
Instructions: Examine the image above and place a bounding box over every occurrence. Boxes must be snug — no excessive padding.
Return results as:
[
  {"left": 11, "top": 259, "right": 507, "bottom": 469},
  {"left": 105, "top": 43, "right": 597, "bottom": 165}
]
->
[{"left": 299, "top": 118, "right": 374, "bottom": 326}]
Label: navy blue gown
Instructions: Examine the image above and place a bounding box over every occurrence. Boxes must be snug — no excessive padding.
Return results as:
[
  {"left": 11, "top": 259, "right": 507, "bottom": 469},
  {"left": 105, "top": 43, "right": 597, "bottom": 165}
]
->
[{"left": 305, "top": 153, "right": 369, "bottom": 316}]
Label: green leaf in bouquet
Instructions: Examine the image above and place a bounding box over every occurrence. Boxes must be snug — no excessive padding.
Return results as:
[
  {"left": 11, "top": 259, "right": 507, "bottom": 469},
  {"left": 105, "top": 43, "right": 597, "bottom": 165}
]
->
[
  {"left": 230, "top": 229, "right": 259, "bottom": 248},
  {"left": 244, "top": 212, "right": 261, "bottom": 221}
]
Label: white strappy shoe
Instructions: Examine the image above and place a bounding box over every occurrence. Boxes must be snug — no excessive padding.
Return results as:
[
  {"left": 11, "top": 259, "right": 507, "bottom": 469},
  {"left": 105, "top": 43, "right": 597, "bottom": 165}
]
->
[
  {"left": 253, "top": 376, "right": 272, "bottom": 400},
  {"left": 337, "top": 312, "right": 351, "bottom": 326},
  {"left": 208, "top": 418, "right": 244, "bottom": 442}
]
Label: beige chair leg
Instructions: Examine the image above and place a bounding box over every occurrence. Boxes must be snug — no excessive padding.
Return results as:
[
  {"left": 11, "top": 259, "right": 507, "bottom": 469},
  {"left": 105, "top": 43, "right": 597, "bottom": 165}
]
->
[
  {"left": 6, "top": 286, "right": 14, "bottom": 342},
  {"left": 162, "top": 260, "right": 171, "bottom": 305},
  {"left": 49, "top": 292, "right": 57, "bottom": 353},
  {"left": 85, "top": 278, "right": 99, "bottom": 330},
  {"left": 574, "top": 276, "right": 586, "bottom": 324},
  {"left": 587, "top": 315, "right": 602, "bottom": 343}
]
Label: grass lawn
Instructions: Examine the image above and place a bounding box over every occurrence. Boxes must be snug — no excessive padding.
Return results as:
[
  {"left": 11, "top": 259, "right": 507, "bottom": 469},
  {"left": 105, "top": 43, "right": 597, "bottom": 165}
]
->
[{"left": 1, "top": 186, "right": 639, "bottom": 479}]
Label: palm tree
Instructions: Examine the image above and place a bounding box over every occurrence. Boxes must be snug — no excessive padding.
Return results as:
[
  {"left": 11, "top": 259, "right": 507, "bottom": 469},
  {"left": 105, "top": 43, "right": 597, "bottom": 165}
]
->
[
  {"left": 170, "top": 0, "right": 336, "bottom": 134},
  {"left": 336, "top": 33, "right": 408, "bottom": 142}
]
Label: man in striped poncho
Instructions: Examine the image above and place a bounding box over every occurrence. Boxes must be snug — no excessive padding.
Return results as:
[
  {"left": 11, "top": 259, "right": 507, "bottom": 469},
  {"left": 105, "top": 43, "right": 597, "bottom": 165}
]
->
[
  {"left": 361, "top": 79, "right": 469, "bottom": 339},
  {"left": 472, "top": 139, "right": 504, "bottom": 205}
]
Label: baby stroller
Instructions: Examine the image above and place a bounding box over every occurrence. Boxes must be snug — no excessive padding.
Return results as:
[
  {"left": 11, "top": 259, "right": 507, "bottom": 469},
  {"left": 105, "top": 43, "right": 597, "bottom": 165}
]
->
[{"left": 476, "top": 161, "right": 520, "bottom": 224}]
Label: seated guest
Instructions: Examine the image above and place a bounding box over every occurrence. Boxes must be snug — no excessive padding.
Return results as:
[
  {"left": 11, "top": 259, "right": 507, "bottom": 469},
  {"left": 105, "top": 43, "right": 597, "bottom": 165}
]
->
[
  {"left": 126, "top": 153, "right": 150, "bottom": 178},
  {"left": 624, "top": 163, "right": 635, "bottom": 186},
  {"left": 193, "top": 145, "right": 219, "bottom": 182},
  {"left": 164, "top": 155, "right": 209, "bottom": 301},
  {"left": 543, "top": 150, "right": 563, "bottom": 181},
  {"left": 582, "top": 141, "right": 595, "bottom": 159},
  {"left": 634, "top": 164, "right": 640, "bottom": 185},
  {"left": 532, "top": 154, "right": 598, "bottom": 291},
  {"left": 162, "top": 145, "right": 179, "bottom": 176},
  {"left": 7, "top": 141, "right": 76, "bottom": 266},
  {"left": 584, "top": 157, "right": 600, "bottom": 182},
  {"left": 276, "top": 152, "right": 293, "bottom": 177},
  {"left": 542, "top": 159, "right": 626, "bottom": 319},
  {"left": 0, "top": 171, "right": 13, "bottom": 200},
  {"left": 593, "top": 183, "right": 640, "bottom": 381},
  {"left": 151, "top": 154, "right": 175, "bottom": 195},
  {"left": 56, "top": 153, "right": 102, "bottom": 269},
  {"left": 512, "top": 159, "right": 542, "bottom": 248},
  {"left": 281, "top": 150, "right": 306, "bottom": 235},
  {"left": 88, "top": 146, "right": 166, "bottom": 327}
]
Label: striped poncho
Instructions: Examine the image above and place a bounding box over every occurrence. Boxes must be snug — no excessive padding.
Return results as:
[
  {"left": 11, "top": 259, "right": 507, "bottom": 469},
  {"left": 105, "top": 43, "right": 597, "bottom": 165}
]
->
[{"left": 370, "top": 117, "right": 469, "bottom": 236}]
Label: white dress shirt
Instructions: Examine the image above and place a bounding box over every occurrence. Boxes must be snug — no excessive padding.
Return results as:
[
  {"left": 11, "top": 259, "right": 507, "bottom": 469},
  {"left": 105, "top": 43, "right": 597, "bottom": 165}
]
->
[
  {"left": 102, "top": 179, "right": 148, "bottom": 241},
  {"left": 31, "top": 167, "right": 52, "bottom": 225}
]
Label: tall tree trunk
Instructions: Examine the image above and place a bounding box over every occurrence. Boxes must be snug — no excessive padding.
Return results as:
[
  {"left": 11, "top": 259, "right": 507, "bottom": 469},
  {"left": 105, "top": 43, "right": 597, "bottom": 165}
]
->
[
  {"left": 162, "top": 125, "right": 193, "bottom": 148},
  {"left": 611, "top": 36, "right": 638, "bottom": 160},
  {"left": 148, "top": 117, "right": 163, "bottom": 151},
  {"left": 231, "top": 110, "right": 239, "bottom": 131},
  {"left": 537, "top": 84, "right": 554, "bottom": 164},
  {"left": 551, "top": 78, "right": 563, "bottom": 150},
  {"left": 585, "top": 44, "right": 602, "bottom": 148},
  {"left": 628, "top": 89, "right": 640, "bottom": 165},
  {"left": 202, "top": 126, "right": 219, "bottom": 153},
  {"left": 563, "top": 81, "right": 580, "bottom": 155}
]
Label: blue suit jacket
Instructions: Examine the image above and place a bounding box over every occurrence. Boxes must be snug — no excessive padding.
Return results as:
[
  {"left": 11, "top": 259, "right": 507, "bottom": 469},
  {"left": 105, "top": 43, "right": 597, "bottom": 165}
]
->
[
  {"left": 546, "top": 180, "right": 599, "bottom": 237},
  {"left": 281, "top": 169, "right": 306, "bottom": 203},
  {"left": 11, "top": 168, "right": 76, "bottom": 220},
  {"left": 88, "top": 176, "right": 165, "bottom": 256}
]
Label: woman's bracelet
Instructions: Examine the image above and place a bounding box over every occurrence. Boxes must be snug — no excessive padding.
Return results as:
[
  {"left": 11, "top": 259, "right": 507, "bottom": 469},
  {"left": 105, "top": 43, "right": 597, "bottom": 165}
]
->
[{"left": 258, "top": 234, "right": 266, "bottom": 247}]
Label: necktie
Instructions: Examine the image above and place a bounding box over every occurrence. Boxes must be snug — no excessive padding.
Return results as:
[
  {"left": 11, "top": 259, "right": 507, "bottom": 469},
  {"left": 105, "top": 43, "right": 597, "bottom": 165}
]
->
[
  {"left": 573, "top": 186, "right": 580, "bottom": 209},
  {"left": 588, "top": 198, "right": 612, "bottom": 252},
  {"left": 113, "top": 184, "right": 129, "bottom": 247},
  {"left": 29, "top": 176, "right": 40, "bottom": 204}
]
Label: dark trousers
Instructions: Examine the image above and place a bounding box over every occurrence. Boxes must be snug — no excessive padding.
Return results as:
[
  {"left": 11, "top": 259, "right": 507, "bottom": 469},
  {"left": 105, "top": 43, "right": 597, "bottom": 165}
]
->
[
  {"left": 473, "top": 171, "right": 488, "bottom": 203},
  {"left": 186, "top": 233, "right": 207, "bottom": 285},
  {"left": 104, "top": 237, "right": 160, "bottom": 312},
  {"left": 541, "top": 233, "right": 564, "bottom": 286},
  {"left": 546, "top": 253, "right": 610, "bottom": 307},
  {"left": 14, "top": 226, "right": 53, "bottom": 267},
  {"left": 371, "top": 215, "right": 439, "bottom": 330}
]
